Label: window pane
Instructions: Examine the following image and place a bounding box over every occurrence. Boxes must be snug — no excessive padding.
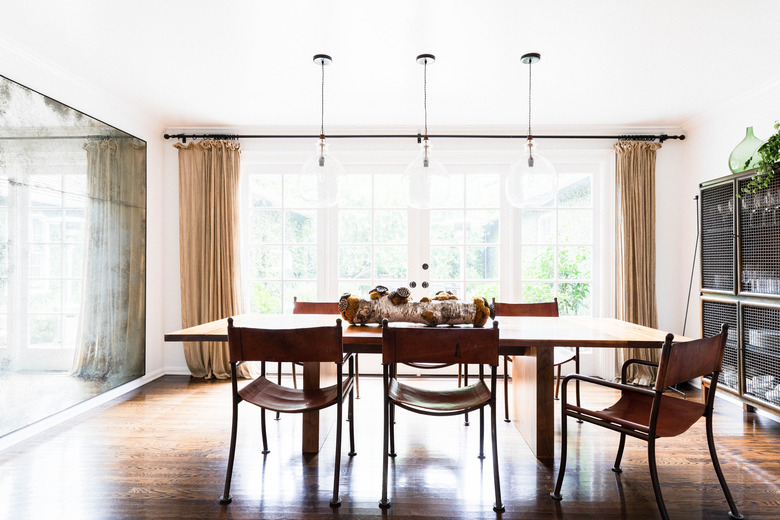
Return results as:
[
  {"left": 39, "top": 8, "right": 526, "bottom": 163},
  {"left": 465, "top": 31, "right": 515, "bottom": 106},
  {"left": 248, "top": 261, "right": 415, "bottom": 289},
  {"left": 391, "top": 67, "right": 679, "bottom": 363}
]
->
[
  {"left": 375, "top": 210, "right": 407, "bottom": 244},
  {"left": 0, "top": 244, "right": 7, "bottom": 277},
  {"left": 430, "top": 210, "right": 463, "bottom": 244},
  {"left": 285, "top": 210, "right": 316, "bottom": 244},
  {"left": 339, "top": 174, "right": 372, "bottom": 208},
  {"left": 466, "top": 282, "right": 499, "bottom": 301},
  {"left": 63, "top": 245, "right": 83, "bottom": 278},
  {"left": 374, "top": 174, "right": 406, "bottom": 208},
  {"left": 250, "top": 210, "right": 282, "bottom": 243},
  {"left": 283, "top": 174, "right": 308, "bottom": 207},
  {"left": 521, "top": 282, "right": 554, "bottom": 303},
  {"left": 559, "top": 283, "right": 592, "bottom": 316},
  {"left": 0, "top": 315, "right": 7, "bottom": 347},
  {"left": 0, "top": 209, "right": 8, "bottom": 241},
  {"left": 29, "top": 244, "right": 62, "bottom": 278},
  {"left": 64, "top": 280, "right": 81, "bottom": 314},
  {"left": 284, "top": 281, "right": 317, "bottom": 313},
  {"left": 375, "top": 246, "right": 407, "bottom": 279},
  {"left": 339, "top": 210, "right": 371, "bottom": 243},
  {"left": 466, "top": 174, "right": 500, "bottom": 208},
  {"left": 559, "top": 246, "right": 592, "bottom": 280},
  {"left": 429, "top": 281, "right": 463, "bottom": 298},
  {"left": 0, "top": 279, "right": 7, "bottom": 313},
  {"left": 249, "top": 245, "right": 282, "bottom": 279},
  {"left": 248, "top": 281, "right": 282, "bottom": 313},
  {"left": 338, "top": 281, "right": 374, "bottom": 298},
  {"left": 465, "top": 210, "right": 499, "bottom": 244},
  {"left": 438, "top": 173, "right": 465, "bottom": 209},
  {"left": 339, "top": 246, "right": 372, "bottom": 279},
  {"left": 62, "top": 314, "right": 79, "bottom": 348},
  {"left": 30, "top": 209, "right": 62, "bottom": 242},
  {"left": 522, "top": 210, "right": 555, "bottom": 244},
  {"left": 29, "top": 188, "right": 60, "bottom": 208},
  {"left": 29, "top": 280, "right": 61, "bottom": 312},
  {"left": 250, "top": 174, "right": 282, "bottom": 208},
  {"left": 430, "top": 246, "right": 461, "bottom": 280},
  {"left": 29, "top": 315, "right": 59, "bottom": 347},
  {"left": 284, "top": 245, "right": 317, "bottom": 279},
  {"left": 521, "top": 246, "right": 554, "bottom": 279},
  {"left": 466, "top": 246, "right": 499, "bottom": 279},
  {"left": 558, "top": 173, "right": 592, "bottom": 208},
  {"left": 558, "top": 209, "right": 592, "bottom": 244}
]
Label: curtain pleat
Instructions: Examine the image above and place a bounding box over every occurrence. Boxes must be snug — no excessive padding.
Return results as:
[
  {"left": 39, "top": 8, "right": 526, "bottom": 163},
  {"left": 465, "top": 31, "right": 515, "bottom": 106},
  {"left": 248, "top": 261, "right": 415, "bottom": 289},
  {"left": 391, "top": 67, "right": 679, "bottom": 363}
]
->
[
  {"left": 175, "top": 140, "right": 252, "bottom": 379},
  {"left": 614, "top": 140, "right": 662, "bottom": 385}
]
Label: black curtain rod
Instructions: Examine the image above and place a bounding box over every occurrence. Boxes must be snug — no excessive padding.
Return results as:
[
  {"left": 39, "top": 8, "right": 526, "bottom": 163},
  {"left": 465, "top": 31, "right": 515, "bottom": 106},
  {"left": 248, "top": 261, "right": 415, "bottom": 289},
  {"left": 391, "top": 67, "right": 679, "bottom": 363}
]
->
[{"left": 163, "top": 132, "right": 685, "bottom": 143}]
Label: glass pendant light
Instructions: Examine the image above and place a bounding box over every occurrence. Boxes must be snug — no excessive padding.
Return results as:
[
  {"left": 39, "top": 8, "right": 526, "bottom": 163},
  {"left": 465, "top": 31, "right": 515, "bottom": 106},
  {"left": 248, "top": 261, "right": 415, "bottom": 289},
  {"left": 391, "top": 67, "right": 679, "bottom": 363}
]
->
[
  {"left": 506, "top": 52, "right": 557, "bottom": 208},
  {"left": 402, "top": 54, "right": 450, "bottom": 209},
  {"left": 298, "top": 54, "right": 344, "bottom": 207}
]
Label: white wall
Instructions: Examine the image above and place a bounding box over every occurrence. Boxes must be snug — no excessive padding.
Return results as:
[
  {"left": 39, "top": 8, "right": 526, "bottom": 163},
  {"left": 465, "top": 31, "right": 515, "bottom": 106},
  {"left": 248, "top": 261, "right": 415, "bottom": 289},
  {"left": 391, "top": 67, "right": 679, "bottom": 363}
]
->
[
  {"left": 0, "top": 38, "right": 168, "bottom": 380},
  {"left": 677, "top": 77, "right": 780, "bottom": 338}
]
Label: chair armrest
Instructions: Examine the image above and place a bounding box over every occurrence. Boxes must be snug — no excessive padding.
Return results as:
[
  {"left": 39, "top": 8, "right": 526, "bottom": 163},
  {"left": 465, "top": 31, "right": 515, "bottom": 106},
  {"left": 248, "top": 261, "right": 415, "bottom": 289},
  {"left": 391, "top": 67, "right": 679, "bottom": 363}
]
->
[
  {"left": 560, "top": 373, "right": 656, "bottom": 404},
  {"left": 620, "top": 358, "right": 659, "bottom": 384}
]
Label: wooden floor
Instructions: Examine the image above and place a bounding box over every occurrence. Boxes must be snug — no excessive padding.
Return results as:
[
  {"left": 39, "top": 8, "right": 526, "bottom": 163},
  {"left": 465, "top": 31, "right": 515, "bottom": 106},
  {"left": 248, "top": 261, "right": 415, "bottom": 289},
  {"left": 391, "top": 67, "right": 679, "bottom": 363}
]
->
[{"left": 1, "top": 374, "right": 779, "bottom": 519}]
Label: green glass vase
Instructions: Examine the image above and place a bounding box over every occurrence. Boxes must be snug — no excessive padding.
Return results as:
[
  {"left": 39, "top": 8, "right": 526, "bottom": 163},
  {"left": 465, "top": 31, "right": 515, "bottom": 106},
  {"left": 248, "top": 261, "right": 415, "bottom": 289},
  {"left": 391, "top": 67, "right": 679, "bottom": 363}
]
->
[{"left": 729, "top": 126, "right": 764, "bottom": 173}]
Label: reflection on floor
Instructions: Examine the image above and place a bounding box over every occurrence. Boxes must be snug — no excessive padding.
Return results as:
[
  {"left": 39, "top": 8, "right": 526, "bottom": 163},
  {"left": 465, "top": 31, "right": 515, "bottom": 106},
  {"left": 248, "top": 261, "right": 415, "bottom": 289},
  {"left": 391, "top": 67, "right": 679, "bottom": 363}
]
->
[
  {"left": 0, "top": 371, "right": 129, "bottom": 437},
  {"left": 1, "top": 374, "right": 779, "bottom": 519}
]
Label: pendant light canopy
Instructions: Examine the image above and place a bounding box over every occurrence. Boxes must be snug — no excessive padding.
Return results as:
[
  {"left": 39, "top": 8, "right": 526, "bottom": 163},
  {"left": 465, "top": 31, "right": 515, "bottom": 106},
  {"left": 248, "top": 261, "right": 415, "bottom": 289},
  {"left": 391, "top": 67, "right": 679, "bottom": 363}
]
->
[
  {"left": 506, "top": 52, "right": 557, "bottom": 208},
  {"left": 402, "top": 54, "right": 450, "bottom": 209},
  {"left": 298, "top": 54, "right": 344, "bottom": 207}
]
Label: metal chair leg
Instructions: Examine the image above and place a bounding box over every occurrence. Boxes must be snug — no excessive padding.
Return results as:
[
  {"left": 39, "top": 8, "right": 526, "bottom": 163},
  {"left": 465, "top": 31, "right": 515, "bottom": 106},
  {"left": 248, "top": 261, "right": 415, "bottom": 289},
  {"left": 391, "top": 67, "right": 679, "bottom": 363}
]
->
[
  {"left": 389, "top": 402, "right": 396, "bottom": 457},
  {"left": 355, "top": 354, "right": 360, "bottom": 398},
  {"left": 478, "top": 406, "right": 486, "bottom": 459},
  {"left": 706, "top": 413, "right": 743, "bottom": 519},
  {"left": 648, "top": 437, "right": 670, "bottom": 520},
  {"left": 491, "top": 401, "right": 505, "bottom": 513},
  {"left": 551, "top": 389, "right": 569, "bottom": 500},
  {"left": 348, "top": 386, "right": 356, "bottom": 457},
  {"left": 464, "top": 365, "right": 470, "bottom": 425},
  {"left": 612, "top": 433, "right": 626, "bottom": 473},
  {"left": 275, "top": 363, "right": 282, "bottom": 420},
  {"left": 330, "top": 390, "right": 344, "bottom": 507},
  {"left": 555, "top": 363, "right": 562, "bottom": 400},
  {"left": 503, "top": 356, "right": 511, "bottom": 422},
  {"left": 219, "top": 398, "right": 239, "bottom": 504},
  {"left": 379, "top": 366, "right": 391, "bottom": 509},
  {"left": 260, "top": 408, "right": 270, "bottom": 454}
]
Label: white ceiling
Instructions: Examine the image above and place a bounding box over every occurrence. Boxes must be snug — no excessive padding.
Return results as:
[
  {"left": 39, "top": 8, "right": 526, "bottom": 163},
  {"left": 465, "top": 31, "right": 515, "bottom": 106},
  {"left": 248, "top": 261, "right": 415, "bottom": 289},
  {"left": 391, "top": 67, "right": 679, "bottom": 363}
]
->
[{"left": 2, "top": 1, "right": 779, "bottom": 132}]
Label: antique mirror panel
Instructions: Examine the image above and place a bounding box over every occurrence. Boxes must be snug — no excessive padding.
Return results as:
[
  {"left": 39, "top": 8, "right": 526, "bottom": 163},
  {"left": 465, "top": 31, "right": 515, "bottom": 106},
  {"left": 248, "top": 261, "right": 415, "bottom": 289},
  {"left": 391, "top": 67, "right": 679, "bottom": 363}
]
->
[{"left": 0, "top": 75, "right": 146, "bottom": 437}]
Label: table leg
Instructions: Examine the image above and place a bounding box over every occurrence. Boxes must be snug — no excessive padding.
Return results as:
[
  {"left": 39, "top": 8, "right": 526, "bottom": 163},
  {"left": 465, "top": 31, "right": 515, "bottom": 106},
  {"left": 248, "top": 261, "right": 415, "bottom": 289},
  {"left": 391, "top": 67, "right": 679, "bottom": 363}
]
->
[
  {"left": 511, "top": 347, "right": 555, "bottom": 461},
  {"left": 301, "top": 361, "right": 337, "bottom": 453}
]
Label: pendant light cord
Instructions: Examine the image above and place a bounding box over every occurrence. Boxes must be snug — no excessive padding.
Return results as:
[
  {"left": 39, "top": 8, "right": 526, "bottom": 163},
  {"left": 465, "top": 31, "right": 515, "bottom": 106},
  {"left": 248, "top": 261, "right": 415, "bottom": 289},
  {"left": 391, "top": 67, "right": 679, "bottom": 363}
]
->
[
  {"left": 527, "top": 60, "right": 533, "bottom": 138},
  {"left": 423, "top": 60, "right": 429, "bottom": 137},
  {"left": 320, "top": 60, "right": 325, "bottom": 136}
]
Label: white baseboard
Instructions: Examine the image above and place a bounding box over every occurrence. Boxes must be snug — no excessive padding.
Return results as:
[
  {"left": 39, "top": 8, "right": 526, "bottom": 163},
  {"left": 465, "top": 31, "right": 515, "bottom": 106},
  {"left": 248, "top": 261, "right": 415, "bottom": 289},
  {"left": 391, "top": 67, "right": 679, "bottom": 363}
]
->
[
  {"left": 164, "top": 366, "right": 192, "bottom": 376},
  {"left": 0, "top": 368, "right": 166, "bottom": 452}
]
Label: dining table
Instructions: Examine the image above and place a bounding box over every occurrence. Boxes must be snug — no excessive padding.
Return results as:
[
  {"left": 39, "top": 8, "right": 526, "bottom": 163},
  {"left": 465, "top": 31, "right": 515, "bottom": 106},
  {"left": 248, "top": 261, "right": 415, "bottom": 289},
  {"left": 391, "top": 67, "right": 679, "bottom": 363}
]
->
[{"left": 165, "top": 313, "right": 689, "bottom": 461}]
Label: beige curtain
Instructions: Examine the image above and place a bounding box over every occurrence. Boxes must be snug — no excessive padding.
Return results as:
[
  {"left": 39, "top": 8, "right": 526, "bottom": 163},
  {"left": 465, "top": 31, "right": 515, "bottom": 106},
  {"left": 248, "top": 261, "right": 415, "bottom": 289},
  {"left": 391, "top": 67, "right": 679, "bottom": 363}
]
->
[
  {"left": 614, "top": 140, "right": 662, "bottom": 386},
  {"left": 175, "top": 140, "right": 252, "bottom": 379},
  {"left": 72, "top": 138, "right": 146, "bottom": 381}
]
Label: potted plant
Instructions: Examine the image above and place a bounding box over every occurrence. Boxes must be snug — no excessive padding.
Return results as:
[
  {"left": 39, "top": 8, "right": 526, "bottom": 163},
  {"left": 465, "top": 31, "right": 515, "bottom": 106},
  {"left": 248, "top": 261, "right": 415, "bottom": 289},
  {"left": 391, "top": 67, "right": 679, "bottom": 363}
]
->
[{"left": 743, "top": 121, "right": 780, "bottom": 195}]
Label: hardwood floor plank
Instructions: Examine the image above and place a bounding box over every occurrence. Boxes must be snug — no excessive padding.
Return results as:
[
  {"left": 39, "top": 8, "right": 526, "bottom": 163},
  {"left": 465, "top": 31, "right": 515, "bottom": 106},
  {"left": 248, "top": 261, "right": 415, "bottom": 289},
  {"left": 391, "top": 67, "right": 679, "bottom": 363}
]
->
[{"left": 1, "top": 375, "right": 779, "bottom": 519}]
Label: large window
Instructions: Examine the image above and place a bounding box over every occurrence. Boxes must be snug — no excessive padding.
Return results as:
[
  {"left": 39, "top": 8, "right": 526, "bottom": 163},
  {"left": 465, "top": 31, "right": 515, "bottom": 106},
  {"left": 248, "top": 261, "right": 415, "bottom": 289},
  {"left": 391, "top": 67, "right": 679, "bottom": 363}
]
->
[{"left": 240, "top": 147, "right": 606, "bottom": 319}]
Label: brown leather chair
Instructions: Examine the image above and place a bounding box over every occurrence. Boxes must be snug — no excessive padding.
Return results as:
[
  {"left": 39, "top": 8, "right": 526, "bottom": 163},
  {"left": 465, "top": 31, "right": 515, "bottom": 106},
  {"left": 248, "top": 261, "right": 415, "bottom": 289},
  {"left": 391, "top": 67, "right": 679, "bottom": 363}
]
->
[
  {"left": 492, "top": 298, "right": 578, "bottom": 421},
  {"left": 219, "top": 317, "right": 356, "bottom": 508},
  {"left": 378, "top": 319, "right": 504, "bottom": 512},
  {"left": 551, "top": 324, "right": 742, "bottom": 520},
  {"left": 293, "top": 297, "right": 360, "bottom": 398}
]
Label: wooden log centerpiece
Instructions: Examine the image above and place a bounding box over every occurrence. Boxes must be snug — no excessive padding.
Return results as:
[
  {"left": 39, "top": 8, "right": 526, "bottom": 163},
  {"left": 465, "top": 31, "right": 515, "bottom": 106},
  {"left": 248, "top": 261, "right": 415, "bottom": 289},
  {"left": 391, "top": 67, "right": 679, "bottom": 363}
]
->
[{"left": 338, "top": 286, "right": 494, "bottom": 327}]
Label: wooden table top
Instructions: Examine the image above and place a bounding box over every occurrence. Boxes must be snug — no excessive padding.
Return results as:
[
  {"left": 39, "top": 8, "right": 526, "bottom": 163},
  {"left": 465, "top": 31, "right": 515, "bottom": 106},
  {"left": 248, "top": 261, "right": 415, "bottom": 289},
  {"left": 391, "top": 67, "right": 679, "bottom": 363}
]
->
[{"left": 164, "top": 314, "right": 690, "bottom": 355}]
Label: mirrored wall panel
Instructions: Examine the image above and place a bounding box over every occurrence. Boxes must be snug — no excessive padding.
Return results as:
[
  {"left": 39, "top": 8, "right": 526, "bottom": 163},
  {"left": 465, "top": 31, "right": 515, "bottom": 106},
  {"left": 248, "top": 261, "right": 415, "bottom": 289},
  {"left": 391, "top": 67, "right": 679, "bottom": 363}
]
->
[{"left": 0, "top": 75, "right": 146, "bottom": 437}]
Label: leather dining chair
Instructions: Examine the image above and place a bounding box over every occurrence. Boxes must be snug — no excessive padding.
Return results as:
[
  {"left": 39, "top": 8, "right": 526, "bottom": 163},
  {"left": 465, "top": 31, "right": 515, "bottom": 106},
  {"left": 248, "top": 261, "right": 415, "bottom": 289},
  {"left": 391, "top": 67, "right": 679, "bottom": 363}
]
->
[
  {"left": 378, "top": 319, "right": 504, "bottom": 513},
  {"left": 220, "top": 317, "right": 356, "bottom": 508},
  {"left": 551, "top": 324, "right": 742, "bottom": 520},
  {"left": 492, "top": 298, "right": 578, "bottom": 422},
  {"left": 293, "top": 297, "right": 361, "bottom": 398}
]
